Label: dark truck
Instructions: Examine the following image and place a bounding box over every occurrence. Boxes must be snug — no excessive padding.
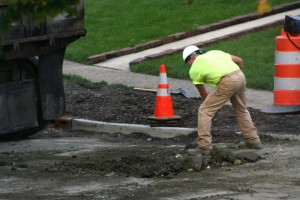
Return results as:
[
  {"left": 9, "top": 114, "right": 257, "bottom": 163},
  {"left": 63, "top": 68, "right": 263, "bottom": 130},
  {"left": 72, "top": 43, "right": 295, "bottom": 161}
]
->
[{"left": 0, "top": 1, "right": 86, "bottom": 139}]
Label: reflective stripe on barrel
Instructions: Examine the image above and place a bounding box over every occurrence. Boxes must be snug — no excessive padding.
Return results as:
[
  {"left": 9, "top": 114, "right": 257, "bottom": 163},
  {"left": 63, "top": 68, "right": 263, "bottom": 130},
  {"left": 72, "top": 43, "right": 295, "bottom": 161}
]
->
[
  {"left": 274, "top": 78, "right": 300, "bottom": 90},
  {"left": 275, "top": 52, "right": 300, "bottom": 64}
]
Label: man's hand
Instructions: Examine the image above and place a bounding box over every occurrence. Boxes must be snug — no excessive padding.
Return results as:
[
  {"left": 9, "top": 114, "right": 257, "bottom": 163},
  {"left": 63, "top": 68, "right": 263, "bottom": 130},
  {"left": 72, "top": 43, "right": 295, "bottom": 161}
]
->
[{"left": 231, "top": 55, "right": 243, "bottom": 70}]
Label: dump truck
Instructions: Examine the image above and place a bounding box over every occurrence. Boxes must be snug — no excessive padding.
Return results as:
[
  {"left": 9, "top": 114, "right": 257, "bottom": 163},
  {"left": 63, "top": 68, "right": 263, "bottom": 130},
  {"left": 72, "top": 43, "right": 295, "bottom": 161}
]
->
[{"left": 0, "top": 1, "right": 86, "bottom": 139}]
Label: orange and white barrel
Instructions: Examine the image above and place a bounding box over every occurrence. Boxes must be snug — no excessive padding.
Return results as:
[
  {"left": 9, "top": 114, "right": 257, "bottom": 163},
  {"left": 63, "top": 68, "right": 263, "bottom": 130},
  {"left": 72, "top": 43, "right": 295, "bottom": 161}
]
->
[{"left": 264, "top": 29, "right": 300, "bottom": 113}]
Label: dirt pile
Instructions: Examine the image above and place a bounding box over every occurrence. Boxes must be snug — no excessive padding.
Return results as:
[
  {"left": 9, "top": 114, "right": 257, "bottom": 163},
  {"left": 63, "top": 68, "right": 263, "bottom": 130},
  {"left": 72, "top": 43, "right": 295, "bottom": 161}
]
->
[
  {"left": 62, "top": 80, "right": 300, "bottom": 176},
  {"left": 0, "top": 131, "right": 266, "bottom": 179},
  {"left": 64, "top": 80, "right": 300, "bottom": 135}
]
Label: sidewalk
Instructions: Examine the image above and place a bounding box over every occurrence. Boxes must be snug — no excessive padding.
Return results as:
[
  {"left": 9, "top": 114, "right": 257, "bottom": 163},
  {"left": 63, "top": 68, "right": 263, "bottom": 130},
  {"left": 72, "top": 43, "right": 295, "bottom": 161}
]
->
[{"left": 63, "top": 60, "right": 273, "bottom": 110}]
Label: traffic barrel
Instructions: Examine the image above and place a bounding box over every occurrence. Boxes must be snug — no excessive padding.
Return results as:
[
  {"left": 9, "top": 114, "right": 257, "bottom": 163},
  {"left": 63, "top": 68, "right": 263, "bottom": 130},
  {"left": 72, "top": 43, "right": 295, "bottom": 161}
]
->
[
  {"left": 147, "top": 64, "right": 181, "bottom": 126},
  {"left": 263, "top": 29, "right": 300, "bottom": 113}
]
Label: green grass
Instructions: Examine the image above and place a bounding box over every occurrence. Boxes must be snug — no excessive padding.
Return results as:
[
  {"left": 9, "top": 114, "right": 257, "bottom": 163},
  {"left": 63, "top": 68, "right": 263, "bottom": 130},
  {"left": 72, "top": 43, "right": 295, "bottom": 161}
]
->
[
  {"left": 63, "top": 75, "right": 130, "bottom": 89},
  {"left": 131, "top": 26, "right": 283, "bottom": 91},
  {"left": 65, "top": 0, "right": 296, "bottom": 63},
  {"left": 63, "top": 74, "right": 91, "bottom": 84}
]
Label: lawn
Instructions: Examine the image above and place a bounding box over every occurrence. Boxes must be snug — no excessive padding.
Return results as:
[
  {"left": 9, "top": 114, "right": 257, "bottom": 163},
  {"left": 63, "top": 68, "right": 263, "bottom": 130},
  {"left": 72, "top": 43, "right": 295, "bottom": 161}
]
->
[{"left": 65, "top": 0, "right": 297, "bottom": 63}]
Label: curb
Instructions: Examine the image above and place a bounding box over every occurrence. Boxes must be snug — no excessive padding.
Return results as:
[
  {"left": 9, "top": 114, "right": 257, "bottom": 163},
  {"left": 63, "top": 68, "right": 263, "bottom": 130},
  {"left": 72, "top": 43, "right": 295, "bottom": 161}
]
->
[
  {"left": 72, "top": 119, "right": 300, "bottom": 141},
  {"left": 87, "top": 2, "right": 300, "bottom": 64},
  {"left": 72, "top": 118, "right": 197, "bottom": 139},
  {"left": 54, "top": 117, "right": 300, "bottom": 141}
]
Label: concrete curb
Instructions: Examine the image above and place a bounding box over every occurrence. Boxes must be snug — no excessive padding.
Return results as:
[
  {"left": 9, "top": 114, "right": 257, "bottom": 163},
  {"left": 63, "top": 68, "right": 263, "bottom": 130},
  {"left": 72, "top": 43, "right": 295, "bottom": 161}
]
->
[
  {"left": 72, "top": 118, "right": 197, "bottom": 139},
  {"left": 55, "top": 117, "right": 300, "bottom": 141}
]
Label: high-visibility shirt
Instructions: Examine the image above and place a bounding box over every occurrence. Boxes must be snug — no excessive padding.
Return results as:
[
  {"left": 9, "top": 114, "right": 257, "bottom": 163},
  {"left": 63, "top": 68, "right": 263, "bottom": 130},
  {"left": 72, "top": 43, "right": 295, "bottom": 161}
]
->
[{"left": 189, "top": 50, "right": 240, "bottom": 87}]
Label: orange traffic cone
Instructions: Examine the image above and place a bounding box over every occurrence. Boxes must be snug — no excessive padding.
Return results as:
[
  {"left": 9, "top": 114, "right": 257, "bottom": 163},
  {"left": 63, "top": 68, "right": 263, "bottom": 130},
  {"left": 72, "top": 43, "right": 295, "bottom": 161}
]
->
[{"left": 148, "top": 64, "right": 181, "bottom": 126}]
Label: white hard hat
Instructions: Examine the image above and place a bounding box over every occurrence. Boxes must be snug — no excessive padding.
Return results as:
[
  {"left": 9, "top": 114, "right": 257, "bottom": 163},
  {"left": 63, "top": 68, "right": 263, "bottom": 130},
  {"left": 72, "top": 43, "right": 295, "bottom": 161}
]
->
[{"left": 182, "top": 45, "right": 200, "bottom": 62}]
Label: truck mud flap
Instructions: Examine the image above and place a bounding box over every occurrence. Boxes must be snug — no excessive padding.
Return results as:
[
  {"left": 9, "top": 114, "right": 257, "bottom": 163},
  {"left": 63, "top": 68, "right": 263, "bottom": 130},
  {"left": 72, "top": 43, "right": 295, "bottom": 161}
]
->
[
  {"left": 0, "top": 80, "right": 38, "bottom": 135},
  {"left": 39, "top": 48, "right": 66, "bottom": 120}
]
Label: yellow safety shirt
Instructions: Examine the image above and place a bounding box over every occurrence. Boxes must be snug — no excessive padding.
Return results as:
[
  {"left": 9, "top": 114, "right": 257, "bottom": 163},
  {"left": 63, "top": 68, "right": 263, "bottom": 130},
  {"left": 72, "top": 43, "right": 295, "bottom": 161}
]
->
[{"left": 189, "top": 50, "right": 240, "bottom": 87}]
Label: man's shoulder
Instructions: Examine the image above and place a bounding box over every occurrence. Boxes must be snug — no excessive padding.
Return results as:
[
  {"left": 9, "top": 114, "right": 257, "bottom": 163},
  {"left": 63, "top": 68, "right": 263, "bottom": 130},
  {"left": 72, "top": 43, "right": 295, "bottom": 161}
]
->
[
  {"left": 206, "top": 50, "right": 226, "bottom": 55},
  {"left": 205, "top": 50, "right": 231, "bottom": 59}
]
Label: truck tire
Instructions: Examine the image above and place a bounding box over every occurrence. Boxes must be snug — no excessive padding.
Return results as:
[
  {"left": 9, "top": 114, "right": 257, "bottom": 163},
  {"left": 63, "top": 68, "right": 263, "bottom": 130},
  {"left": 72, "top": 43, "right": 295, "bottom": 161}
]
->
[{"left": 0, "top": 57, "right": 47, "bottom": 140}]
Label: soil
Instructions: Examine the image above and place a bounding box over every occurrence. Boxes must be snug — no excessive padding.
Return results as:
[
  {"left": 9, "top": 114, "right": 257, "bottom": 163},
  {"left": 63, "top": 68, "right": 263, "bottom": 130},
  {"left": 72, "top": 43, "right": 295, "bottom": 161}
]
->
[
  {"left": 0, "top": 80, "right": 299, "bottom": 199},
  {"left": 64, "top": 80, "right": 300, "bottom": 135},
  {"left": 62, "top": 80, "right": 300, "bottom": 175}
]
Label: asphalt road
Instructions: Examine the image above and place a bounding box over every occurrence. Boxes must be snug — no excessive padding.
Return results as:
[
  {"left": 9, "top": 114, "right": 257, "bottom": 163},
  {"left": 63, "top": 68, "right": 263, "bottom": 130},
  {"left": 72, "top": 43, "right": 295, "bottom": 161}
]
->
[{"left": 0, "top": 128, "right": 299, "bottom": 200}]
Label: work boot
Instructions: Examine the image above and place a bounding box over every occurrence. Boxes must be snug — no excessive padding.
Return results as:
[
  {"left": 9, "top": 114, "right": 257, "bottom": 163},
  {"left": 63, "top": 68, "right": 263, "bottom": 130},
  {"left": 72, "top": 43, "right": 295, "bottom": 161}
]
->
[
  {"left": 187, "top": 147, "right": 211, "bottom": 155},
  {"left": 247, "top": 142, "right": 263, "bottom": 149}
]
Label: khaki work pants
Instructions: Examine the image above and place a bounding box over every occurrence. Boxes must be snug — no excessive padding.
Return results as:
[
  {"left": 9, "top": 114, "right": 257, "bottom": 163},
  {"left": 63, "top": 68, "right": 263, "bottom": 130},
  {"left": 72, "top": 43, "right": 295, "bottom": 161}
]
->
[{"left": 198, "top": 70, "right": 261, "bottom": 150}]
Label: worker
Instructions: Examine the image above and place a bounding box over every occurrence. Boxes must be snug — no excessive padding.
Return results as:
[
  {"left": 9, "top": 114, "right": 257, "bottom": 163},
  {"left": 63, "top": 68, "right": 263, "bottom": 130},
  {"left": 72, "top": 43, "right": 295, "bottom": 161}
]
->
[
  {"left": 182, "top": 45, "right": 263, "bottom": 155},
  {"left": 257, "top": 0, "right": 271, "bottom": 15}
]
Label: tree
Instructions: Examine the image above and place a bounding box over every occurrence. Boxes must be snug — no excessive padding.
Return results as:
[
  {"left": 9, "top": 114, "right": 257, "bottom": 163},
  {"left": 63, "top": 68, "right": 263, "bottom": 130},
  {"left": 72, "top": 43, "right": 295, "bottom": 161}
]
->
[{"left": 0, "top": 0, "right": 80, "bottom": 33}]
